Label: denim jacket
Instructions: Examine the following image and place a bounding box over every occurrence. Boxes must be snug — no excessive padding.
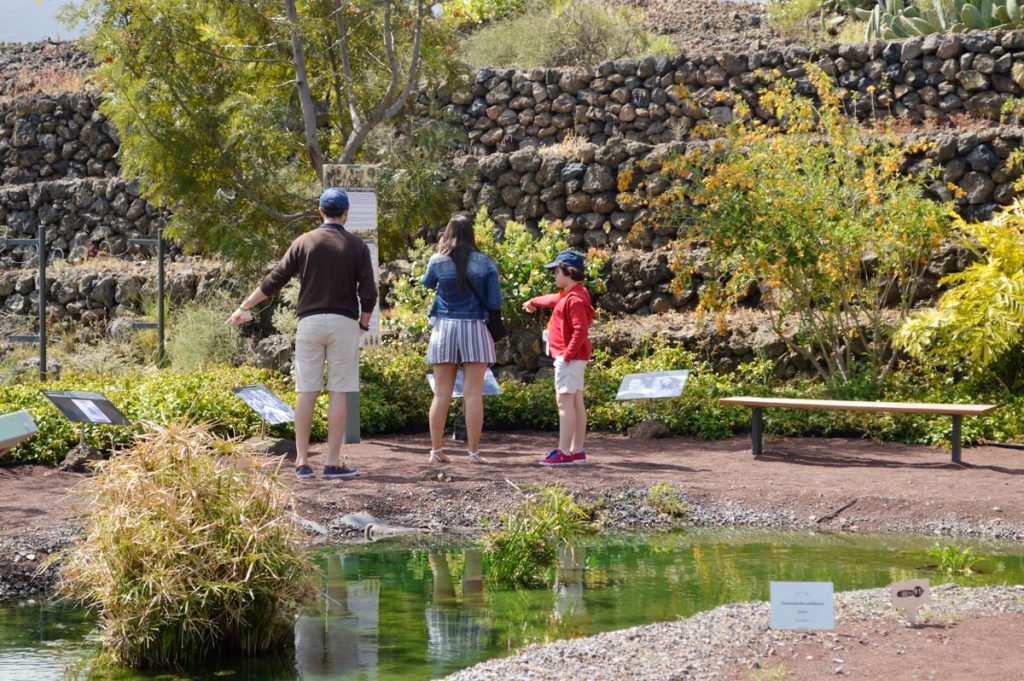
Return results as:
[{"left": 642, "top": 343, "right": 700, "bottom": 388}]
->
[{"left": 421, "top": 251, "right": 502, "bottom": 320}]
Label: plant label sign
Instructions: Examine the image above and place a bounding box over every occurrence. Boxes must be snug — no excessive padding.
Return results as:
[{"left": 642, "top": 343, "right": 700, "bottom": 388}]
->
[
  {"left": 232, "top": 385, "right": 295, "bottom": 425},
  {"left": 427, "top": 368, "right": 502, "bottom": 398},
  {"left": 0, "top": 409, "right": 38, "bottom": 455},
  {"left": 41, "top": 390, "right": 128, "bottom": 425},
  {"left": 615, "top": 370, "right": 690, "bottom": 401},
  {"left": 770, "top": 582, "right": 835, "bottom": 631},
  {"left": 891, "top": 579, "right": 930, "bottom": 626}
]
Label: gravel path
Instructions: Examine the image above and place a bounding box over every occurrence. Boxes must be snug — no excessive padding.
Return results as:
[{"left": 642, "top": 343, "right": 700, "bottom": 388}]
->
[{"left": 443, "top": 584, "right": 1024, "bottom": 680}]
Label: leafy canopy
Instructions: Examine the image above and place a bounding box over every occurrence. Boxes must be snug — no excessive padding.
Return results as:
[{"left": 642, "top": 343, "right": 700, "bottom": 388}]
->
[{"left": 66, "top": 0, "right": 462, "bottom": 269}]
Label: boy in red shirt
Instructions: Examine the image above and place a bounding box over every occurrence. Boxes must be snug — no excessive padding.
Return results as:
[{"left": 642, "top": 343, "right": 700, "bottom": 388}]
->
[{"left": 523, "top": 249, "right": 595, "bottom": 466}]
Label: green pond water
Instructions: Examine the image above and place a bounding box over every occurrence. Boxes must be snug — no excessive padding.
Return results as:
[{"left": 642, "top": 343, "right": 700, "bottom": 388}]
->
[{"left": 3, "top": 530, "right": 1024, "bottom": 681}]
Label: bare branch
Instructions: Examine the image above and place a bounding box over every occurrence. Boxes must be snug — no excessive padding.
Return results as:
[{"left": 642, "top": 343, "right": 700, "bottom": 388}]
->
[
  {"left": 284, "top": 0, "right": 325, "bottom": 182},
  {"left": 334, "top": 0, "right": 364, "bottom": 132},
  {"left": 227, "top": 164, "right": 308, "bottom": 223}
]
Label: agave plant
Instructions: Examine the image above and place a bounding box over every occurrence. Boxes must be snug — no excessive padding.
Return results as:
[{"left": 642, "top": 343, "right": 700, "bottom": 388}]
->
[{"left": 856, "top": 0, "right": 1024, "bottom": 39}]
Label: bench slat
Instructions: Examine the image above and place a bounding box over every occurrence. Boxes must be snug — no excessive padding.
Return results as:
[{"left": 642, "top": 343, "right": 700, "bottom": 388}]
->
[{"left": 718, "top": 396, "right": 996, "bottom": 416}]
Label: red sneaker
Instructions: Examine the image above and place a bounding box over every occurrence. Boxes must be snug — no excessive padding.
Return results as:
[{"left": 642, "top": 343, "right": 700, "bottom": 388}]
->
[
  {"left": 571, "top": 450, "right": 587, "bottom": 464},
  {"left": 540, "top": 449, "right": 575, "bottom": 467}
]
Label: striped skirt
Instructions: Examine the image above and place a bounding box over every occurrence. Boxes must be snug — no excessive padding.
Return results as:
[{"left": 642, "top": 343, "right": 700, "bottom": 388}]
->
[{"left": 426, "top": 318, "right": 496, "bottom": 365}]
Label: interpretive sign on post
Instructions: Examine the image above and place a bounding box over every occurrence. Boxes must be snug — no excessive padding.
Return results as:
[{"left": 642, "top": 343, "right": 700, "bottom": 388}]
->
[
  {"left": 426, "top": 368, "right": 503, "bottom": 398},
  {"left": 232, "top": 385, "right": 295, "bottom": 425},
  {"left": 770, "top": 581, "right": 835, "bottom": 631},
  {"left": 0, "top": 410, "right": 38, "bottom": 456},
  {"left": 891, "top": 579, "right": 930, "bottom": 626},
  {"left": 41, "top": 390, "right": 128, "bottom": 425},
  {"left": 615, "top": 370, "right": 690, "bottom": 401}
]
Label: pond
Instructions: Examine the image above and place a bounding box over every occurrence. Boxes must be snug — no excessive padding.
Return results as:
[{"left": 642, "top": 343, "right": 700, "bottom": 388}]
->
[{"left": 3, "top": 530, "right": 1024, "bottom": 681}]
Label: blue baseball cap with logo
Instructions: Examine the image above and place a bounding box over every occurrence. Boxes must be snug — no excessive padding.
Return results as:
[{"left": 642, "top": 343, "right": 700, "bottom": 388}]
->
[
  {"left": 319, "top": 187, "right": 350, "bottom": 217},
  {"left": 544, "top": 249, "right": 585, "bottom": 271}
]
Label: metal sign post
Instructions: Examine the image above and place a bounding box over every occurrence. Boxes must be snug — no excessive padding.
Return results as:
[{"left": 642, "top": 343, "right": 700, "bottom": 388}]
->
[
  {"left": 323, "top": 164, "right": 381, "bottom": 444},
  {"left": 128, "top": 228, "right": 165, "bottom": 365},
  {"left": 5, "top": 223, "right": 47, "bottom": 380}
]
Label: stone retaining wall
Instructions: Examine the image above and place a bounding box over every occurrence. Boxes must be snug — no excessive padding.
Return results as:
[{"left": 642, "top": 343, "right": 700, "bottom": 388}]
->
[
  {"left": 0, "top": 92, "right": 118, "bottom": 185},
  {"left": 0, "top": 177, "right": 169, "bottom": 266},
  {"left": 438, "top": 30, "right": 1024, "bottom": 155},
  {"left": 459, "top": 126, "right": 1023, "bottom": 260}
]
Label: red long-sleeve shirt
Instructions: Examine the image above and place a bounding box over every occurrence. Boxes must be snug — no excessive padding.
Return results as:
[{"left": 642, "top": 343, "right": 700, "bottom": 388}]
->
[{"left": 528, "top": 284, "right": 594, "bottom": 362}]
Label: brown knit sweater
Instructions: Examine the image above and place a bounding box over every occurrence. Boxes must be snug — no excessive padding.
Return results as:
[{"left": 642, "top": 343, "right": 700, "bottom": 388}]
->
[{"left": 259, "top": 224, "right": 377, "bottom": 320}]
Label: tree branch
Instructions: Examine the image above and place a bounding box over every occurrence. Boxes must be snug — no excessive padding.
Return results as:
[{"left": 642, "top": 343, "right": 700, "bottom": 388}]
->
[
  {"left": 334, "top": 0, "right": 363, "bottom": 133},
  {"left": 284, "top": 0, "right": 325, "bottom": 182}
]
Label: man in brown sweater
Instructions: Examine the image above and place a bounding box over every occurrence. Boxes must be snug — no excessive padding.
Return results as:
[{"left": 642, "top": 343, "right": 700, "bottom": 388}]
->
[{"left": 226, "top": 188, "right": 377, "bottom": 480}]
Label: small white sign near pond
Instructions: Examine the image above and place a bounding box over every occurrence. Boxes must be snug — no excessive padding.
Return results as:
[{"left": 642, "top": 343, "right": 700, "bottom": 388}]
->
[
  {"left": 770, "top": 581, "right": 835, "bottom": 631},
  {"left": 891, "top": 578, "right": 930, "bottom": 625}
]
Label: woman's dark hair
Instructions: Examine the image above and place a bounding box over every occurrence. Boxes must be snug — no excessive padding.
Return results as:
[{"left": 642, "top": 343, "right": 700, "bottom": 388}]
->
[{"left": 438, "top": 213, "right": 478, "bottom": 292}]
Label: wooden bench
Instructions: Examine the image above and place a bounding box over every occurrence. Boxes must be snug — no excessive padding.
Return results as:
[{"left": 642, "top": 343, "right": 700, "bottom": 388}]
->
[{"left": 718, "top": 397, "right": 997, "bottom": 463}]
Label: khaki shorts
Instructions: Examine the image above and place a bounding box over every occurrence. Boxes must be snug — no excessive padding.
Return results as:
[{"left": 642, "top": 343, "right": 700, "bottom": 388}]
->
[
  {"left": 554, "top": 358, "right": 587, "bottom": 394},
  {"left": 294, "top": 314, "right": 361, "bottom": 393}
]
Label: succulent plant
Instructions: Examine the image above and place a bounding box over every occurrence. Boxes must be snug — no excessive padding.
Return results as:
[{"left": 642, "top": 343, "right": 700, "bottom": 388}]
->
[{"left": 855, "top": 0, "right": 1024, "bottom": 39}]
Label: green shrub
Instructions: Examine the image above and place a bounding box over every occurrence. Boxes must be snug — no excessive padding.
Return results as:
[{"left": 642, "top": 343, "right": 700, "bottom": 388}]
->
[
  {"left": 647, "top": 483, "right": 688, "bottom": 518},
  {"left": 460, "top": 0, "right": 676, "bottom": 69},
  {"left": 484, "top": 484, "right": 588, "bottom": 586},
  {"left": 166, "top": 295, "right": 243, "bottom": 371},
  {"left": 57, "top": 421, "right": 316, "bottom": 668},
  {"left": 927, "top": 543, "right": 979, "bottom": 575}
]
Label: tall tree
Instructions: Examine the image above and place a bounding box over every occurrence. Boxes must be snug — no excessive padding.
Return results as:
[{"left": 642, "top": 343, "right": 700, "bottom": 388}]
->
[{"left": 68, "top": 0, "right": 460, "bottom": 268}]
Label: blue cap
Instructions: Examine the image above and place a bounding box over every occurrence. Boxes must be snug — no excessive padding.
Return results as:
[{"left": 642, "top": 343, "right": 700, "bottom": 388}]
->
[
  {"left": 319, "top": 187, "right": 350, "bottom": 216},
  {"left": 544, "top": 249, "right": 585, "bottom": 271}
]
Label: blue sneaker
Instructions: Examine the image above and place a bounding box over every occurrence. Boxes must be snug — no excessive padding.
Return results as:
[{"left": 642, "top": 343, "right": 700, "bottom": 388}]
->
[
  {"left": 539, "top": 449, "right": 575, "bottom": 467},
  {"left": 323, "top": 464, "right": 360, "bottom": 480},
  {"left": 295, "top": 464, "right": 314, "bottom": 479}
]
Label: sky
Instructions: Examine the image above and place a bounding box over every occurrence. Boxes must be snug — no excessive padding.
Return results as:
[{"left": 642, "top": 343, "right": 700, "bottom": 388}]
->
[{"left": 1, "top": 0, "right": 85, "bottom": 43}]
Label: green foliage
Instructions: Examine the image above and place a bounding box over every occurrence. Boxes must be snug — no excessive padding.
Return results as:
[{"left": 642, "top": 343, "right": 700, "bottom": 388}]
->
[
  {"left": 443, "top": 0, "right": 530, "bottom": 26},
  {"left": 637, "top": 68, "right": 950, "bottom": 387},
  {"left": 647, "top": 483, "right": 688, "bottom": 518},
  {"left": 927, "top": 543, "right": 979, "bottom": 575},
  {"left": 67, "top": 0, "right": 462, "bottom": 272},
  {"left": 857, "top": 0, "right": 1024, "bottom": 39},
  {"left": 166, "top": 295, "right": 243, "bottom": 372},
  {"left": 57, "top": 421, "right": 316, "bottom": 668},
  {"left": 386, "top": 210, "right": 573, "bottom": 335},
  {"left": 270, "top": 281, "right": 301, "bottom": 337},
  {"left": 894, "top": 200, "right": 1024, "bottom": 388},
  {"left": 484, "top": 484, "right": 588, "bottom": 587},
  {"left": 460, "top": 0, "right": 676, "bottom": 69}
]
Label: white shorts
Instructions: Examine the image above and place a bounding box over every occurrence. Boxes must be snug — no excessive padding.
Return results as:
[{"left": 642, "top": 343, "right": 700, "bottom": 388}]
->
[
  {"left": 294, "top": 314, "right": 361, "bottom": 393},
  {"left": 554, "top": 358, "right": 587, "bottom": 394}
]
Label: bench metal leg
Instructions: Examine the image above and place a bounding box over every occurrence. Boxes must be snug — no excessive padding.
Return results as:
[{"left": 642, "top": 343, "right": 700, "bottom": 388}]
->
[
  {"left": 752, "top": 407, "right": 763, "bottom": 457},
  {"left": 951, "top": 415, "right": 962, "bottom": 464}
]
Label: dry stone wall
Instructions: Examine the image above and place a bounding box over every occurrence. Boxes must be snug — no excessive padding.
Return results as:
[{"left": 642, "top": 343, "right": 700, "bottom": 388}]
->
[{"left": 438, "top": 30, "right": 1024, "bottom": 156}]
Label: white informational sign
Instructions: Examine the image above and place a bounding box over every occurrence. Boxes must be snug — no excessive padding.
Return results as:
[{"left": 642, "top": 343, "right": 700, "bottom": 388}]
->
[
  {"left": 345, "top": 190, "right": 378, "bottom": 232},
  {"left": 362, "top": 239, "right": 380, "bottom": 348},
  {"left": 427, "top": 368, "right": 503, "bottom": 398},
  {"left": 232, "top": 385, "right": 295, "bottom": 425},
  {"left": 770, "top": 581, "right": 835, "bottom": 631},
  {"left": 891, "top": 579, "right": 930, "bottom": 626},
  {"left": 615, "top": 370, "right": 690, "bottom": 401},
  {"left": 71, "top": 399, "right": 112, "bottom": 424},
  {"left": 41, "top": 390, "right": 128, "bottom": 425},
  {"left": 0, "top": 410, "right": 38, "bottom": 455}
]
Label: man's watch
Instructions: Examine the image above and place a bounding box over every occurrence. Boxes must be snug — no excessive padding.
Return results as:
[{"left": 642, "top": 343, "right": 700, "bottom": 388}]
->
[{"left": 359, "top": 321, "right": 370, "bottom": 332}]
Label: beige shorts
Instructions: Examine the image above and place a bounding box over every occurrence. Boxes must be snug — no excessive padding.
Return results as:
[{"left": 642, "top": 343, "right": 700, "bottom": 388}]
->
[
  {"left": 294, "top": 314, "right": 361, "bottom": 393},
  {"left": 554, "top": 358, "right": 587, "bottom": 394}
]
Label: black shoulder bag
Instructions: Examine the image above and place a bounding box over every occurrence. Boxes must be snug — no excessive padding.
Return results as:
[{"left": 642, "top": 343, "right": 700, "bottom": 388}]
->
[{"left": 466, "top": 279, "right": 508, "bottom": 343}]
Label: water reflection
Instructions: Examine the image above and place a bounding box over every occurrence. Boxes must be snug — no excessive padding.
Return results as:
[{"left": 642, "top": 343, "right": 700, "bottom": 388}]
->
[
  {"left": 295, "top": 553, "right": 378, "bottom": 680},
  {"left": 426, "top": 549, "right": 490, "bottom": 668}
]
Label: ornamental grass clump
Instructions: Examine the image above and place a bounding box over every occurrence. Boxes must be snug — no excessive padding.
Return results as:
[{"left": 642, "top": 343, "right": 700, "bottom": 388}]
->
[{"left": 57, "top": 421, "right": 316, "bottom": 669}]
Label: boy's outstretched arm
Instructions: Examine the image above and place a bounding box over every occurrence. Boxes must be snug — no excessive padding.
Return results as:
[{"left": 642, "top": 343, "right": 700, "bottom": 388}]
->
[{"left": 523, "top": 292, "right": 560, "bottom": 313}]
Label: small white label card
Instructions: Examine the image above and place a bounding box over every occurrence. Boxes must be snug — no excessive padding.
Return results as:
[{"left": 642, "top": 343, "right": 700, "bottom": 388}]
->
[
  {"left": 770, "top": 581, "right": 835, "bottom": 631},
  {"left": 891, "top": 578, "right": 930, "bottom": 626}
]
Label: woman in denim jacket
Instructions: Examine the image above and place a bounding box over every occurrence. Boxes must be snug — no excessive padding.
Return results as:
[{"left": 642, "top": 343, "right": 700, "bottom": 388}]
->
[{"left": 421, "top": 213, "right": 502, "bottom": 464}]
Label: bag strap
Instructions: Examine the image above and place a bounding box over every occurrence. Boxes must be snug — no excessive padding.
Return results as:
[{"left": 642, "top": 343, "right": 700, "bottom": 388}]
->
[{"left": 464, "top": 277, "right": 491, "bottom": 311}]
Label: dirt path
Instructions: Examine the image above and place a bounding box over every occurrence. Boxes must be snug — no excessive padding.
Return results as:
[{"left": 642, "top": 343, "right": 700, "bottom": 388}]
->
[{"left": 3, "top": 432, "right": 1024, "bottom": 539}]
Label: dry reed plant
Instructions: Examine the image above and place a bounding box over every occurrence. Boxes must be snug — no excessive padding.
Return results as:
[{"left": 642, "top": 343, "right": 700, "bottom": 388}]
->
[
  {"left": 538, "top": 130, "right": 592, "bottom": 160},
  {"left": 57, "top": 421, "right": 316, "bottom": 669}
]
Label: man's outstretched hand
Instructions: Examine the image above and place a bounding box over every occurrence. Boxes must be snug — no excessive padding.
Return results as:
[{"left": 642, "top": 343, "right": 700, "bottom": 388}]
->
[{"left": 224, "top": 308, "right": 254, "bottom": 326}]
